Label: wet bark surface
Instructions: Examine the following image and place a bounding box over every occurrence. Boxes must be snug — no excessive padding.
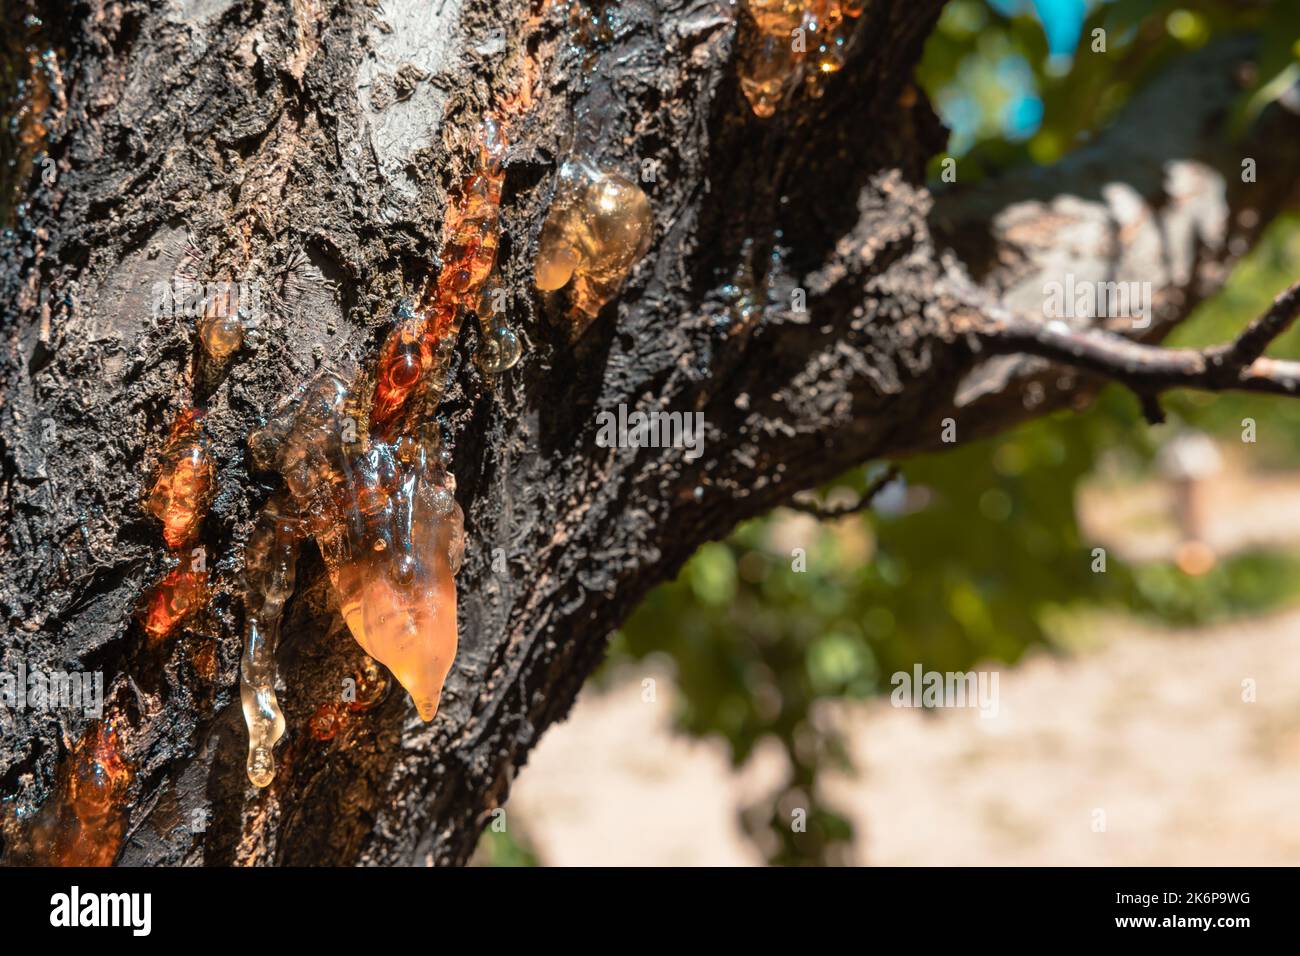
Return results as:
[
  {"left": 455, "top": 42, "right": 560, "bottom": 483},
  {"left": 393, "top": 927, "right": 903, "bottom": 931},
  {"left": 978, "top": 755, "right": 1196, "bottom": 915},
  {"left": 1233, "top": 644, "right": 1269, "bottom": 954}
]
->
[{"left": 0, "top": 0, "right": 1296, "bottom": 865}]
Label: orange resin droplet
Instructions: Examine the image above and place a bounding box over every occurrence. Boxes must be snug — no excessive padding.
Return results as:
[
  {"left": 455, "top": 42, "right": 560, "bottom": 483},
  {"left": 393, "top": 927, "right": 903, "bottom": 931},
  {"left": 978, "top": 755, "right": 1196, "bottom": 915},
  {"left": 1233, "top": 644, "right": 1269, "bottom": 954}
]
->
[
  {"left": 197, "top": 287, "right": 244, "bottom": 361},
  {"left": 370, "top": 305, "right": 436, "bottom": 440},
  {"left": 441, "top": 165, "right": 504, "bottom": 310},
  {"left": 806, "top": 1, "right": 847, "bottom": 78},
  {"left": 147, "top": 408, "right": 215, "bottom": 549},
  {"left": 140, "top": 560, "right": 210, "bottom": 642},
  {"left": 3, "top": 719, "right": 133, "bottom": 866},
  {"left": 309, "top": 701, "right": 345, "bottom": 741}
]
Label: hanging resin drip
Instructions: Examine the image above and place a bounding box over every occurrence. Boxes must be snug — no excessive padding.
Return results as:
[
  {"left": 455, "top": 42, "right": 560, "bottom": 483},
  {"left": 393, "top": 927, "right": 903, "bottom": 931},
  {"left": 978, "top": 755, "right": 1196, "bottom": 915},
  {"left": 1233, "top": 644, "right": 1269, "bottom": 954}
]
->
[
  {"left": 239, "top": 494, "right": 301, "bottom": 787},
  {"left": 242, "top": 371, "right": 465, "bottom": 787},
  {"left": 314, "top": 436, "right": 464, "bottom": 722},
  {"left": 371, "top": 120, "right": 508, "bottom": 440},
  {"left": 803, "top": 0, "right": 856, "bottom": 95}
]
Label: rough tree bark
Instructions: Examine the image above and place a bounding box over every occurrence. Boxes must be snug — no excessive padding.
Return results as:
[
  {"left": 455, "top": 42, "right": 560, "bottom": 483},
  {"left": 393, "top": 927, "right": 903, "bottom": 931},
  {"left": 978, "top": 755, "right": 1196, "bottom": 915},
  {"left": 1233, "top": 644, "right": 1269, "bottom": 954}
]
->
[{"left": 0, "top": 0, "right": 1297, "bottom": 866}]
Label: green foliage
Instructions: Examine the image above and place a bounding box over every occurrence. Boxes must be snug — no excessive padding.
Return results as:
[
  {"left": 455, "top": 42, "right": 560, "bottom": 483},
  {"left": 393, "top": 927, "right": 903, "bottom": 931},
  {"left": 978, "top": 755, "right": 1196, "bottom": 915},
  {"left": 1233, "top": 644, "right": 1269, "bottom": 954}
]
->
[
  {"left": 473, "top": 828, "right": 540, "bottom": 868},
  {"left": 920, "top": 0, "right": 1300, "bottom": 179}
]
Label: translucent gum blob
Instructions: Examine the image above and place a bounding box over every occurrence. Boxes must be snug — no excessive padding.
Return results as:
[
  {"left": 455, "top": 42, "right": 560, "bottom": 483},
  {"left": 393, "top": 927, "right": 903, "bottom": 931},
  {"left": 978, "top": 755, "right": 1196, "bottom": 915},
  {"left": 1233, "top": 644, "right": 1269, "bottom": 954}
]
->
[
  {"left": 738, "top": 0, "right": 805, "bottom": 116},
  {"left": 476, "top": 281, "right": 523, "bottom": 374},
  {"left": 238, "top": 114, "right": 505, "bottom": 786},
  {"left": 749, "top": 0, "right": 807, "bottom": 32},
  {"left": 806, "top": 0, "right": 849, "bottom": 79},
  {"left": 740, "top": 32, "right": 801, "bottom": 118},
  {"left": 371, "top": 303, "right": 439, "bottom": 439},
  {"left": 533, "top": 158, "right": 653, "bottom": 327},
  {"left": 738, "top": 1, "right": 861, "bottom": 115},
  {"left": 241, "top": 371, "right": 466, "bottom": 786},
  {"left": 147, "top": 408, "right": 215, "bottom": 550},
  {"left": 248, "top": 373, "right": 353, "bottom": 511},
  {"left": 476, "top": 312, "right": 524, "bottom": 373},
  {"left": 197, "top": 288, "right": 244, "bottom": 362}
]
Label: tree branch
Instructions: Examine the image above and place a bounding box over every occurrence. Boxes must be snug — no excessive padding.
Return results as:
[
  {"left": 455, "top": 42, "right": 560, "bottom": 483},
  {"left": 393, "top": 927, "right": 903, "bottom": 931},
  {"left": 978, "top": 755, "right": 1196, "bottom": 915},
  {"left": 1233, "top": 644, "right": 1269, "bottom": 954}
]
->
[
  {"left": 784, "top": 465, "right": 901, "bottom": 520},
  {"left": 924, "top": 37, "right": 1300, "bottom": 448},
  {"left": 1207, "top": 280, "right": 1300, "bottom": 368},
  {"left": 972, "top": 280, "right": 1300, "bottom": 399}
]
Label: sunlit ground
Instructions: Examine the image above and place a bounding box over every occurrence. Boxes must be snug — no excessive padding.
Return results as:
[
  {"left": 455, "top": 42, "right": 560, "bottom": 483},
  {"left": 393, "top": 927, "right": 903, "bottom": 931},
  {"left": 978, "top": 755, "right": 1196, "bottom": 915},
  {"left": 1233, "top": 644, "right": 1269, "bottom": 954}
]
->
[{"left": 482, "top": 456, "right": 1300, "bottom": 866}]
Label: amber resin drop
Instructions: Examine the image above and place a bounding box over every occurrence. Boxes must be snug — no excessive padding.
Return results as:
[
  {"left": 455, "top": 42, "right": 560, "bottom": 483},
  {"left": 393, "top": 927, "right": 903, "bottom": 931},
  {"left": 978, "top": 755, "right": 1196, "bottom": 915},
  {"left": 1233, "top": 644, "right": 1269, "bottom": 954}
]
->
[
  {"left": 2, "top": 719, "right": 133, "bottom": 866},
  {"left": 147, "top": 408, "right": 215, "bottom": 549},
  {"left": 370, "top": 303, "right": 438, "bottom": 440},
  {"left": 249, "top": 373, "right": 466, "bottom": 729},
  {"left": 249, "top": 372, "right": 354, "bottom": 510},
  {"left": 140, "top": 559, "right": 210, "bottom": 642},
  {"left": 197, "top": 287, "right": 244, "bottom": 362},
  {"left": 534, "top": 158, "right": 653, "bottom": 328},
  {"left": 738, "top": 0, "right": 806, "bottom": 117},
  {"left": 737, "top": 1, "right": 858, "bottom": 115},
  {"left": 805, "top": 1, "right": 849, "bottom": 83}
]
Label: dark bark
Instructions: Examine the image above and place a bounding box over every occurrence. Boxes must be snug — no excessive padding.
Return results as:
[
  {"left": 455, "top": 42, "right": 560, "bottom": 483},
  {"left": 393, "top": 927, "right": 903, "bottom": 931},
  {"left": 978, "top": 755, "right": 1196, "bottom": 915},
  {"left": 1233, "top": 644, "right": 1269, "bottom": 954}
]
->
[{"left": 0, "top": 0, "right": 1297, "bottom": 866}]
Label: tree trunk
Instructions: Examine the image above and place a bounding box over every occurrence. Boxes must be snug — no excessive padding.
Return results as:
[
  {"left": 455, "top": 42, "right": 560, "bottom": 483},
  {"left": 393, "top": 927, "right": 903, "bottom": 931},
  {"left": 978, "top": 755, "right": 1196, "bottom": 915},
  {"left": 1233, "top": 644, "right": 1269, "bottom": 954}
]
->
[{"left": 1, "top": 0, "right": 1297, "bottom": 866}]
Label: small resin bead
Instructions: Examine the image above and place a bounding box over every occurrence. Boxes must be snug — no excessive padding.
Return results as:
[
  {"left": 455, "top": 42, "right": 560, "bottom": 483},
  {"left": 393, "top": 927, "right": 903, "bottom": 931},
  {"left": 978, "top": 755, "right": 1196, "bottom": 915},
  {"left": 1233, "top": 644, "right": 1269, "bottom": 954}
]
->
[
  {"left": 476, "top": 319, "right": 523, "bottom": 373},
  {"left": 476, "top": 284, "right": 523, "bottom": 373},
  {"left": 147, "top": 408, "right": 215, "bottom": 550},
  {"left": 197, "top": 289, "right": 243, "bottom": 362},
  {"left": 140, "top": 561, "right": 210, "bottom": 642}
]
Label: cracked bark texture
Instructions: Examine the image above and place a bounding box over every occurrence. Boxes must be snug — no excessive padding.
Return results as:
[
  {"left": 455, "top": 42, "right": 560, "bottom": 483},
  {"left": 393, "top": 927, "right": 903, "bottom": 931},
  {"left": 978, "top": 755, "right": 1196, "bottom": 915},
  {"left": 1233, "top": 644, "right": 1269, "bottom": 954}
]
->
[{"left": 0, "top": 0, "right": 1296, "bottom": 866}]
